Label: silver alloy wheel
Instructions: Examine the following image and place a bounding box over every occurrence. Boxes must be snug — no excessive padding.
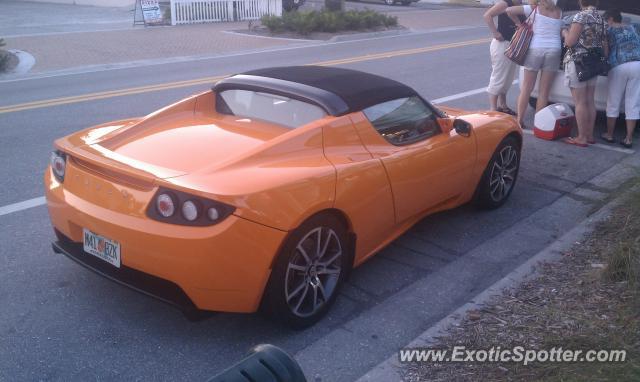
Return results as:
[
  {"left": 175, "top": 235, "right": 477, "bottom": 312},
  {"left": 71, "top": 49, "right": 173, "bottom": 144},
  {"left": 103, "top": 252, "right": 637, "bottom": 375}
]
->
[
  {"left": 489, "top": 145, "right": 518, "bottom": 202},
  {"left": 284, "top": 227, "right": 342, "bottom": 318},
  {"left": 384, "top": 0, "right": 395, "bottom": 5}
]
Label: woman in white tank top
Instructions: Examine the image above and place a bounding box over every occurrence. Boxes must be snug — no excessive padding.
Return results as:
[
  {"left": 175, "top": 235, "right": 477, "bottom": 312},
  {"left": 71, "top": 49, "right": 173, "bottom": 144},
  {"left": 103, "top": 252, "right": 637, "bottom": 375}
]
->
[{"left": 507, "top": 0, "right": 563, "bottom": 129}]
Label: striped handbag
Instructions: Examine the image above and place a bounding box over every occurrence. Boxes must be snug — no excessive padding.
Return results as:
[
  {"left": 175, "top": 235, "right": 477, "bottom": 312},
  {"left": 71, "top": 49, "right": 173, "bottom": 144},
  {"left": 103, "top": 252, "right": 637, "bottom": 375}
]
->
[{"left": 504, "top": 7, "right": 537, "bottom": 65}]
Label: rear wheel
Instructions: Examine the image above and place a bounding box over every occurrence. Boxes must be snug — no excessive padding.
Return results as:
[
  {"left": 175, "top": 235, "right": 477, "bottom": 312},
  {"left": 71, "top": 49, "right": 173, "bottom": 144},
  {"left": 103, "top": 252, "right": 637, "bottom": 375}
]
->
[
  {"left": 475, "top": 137, "right": 520, "bottom": 209},
  {"left": 384, "top": 0, "right": 395, "bottom": 5},
  {"left": 263, "top": 213, "right": 349, "bottom": 329}
]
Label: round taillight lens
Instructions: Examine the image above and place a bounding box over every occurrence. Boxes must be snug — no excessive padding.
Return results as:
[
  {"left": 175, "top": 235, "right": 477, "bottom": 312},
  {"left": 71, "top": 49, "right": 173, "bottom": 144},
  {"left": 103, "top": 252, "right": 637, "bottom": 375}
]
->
[
  {"left": 182, "top": 200, "right": 199, "bottom": 221},
  {"left": 207, "top": 207, "right": 220, "bottom": 221},
  {"left": 50, "top": 152, "right": 66, "bottom": 179},
  {"left": 156, "top": 194, "right": 175, "bottom": 217}
]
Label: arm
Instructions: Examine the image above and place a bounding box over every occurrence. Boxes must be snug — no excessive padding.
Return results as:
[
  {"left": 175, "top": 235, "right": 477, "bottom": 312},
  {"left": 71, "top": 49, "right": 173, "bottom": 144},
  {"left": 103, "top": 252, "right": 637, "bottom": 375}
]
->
[
  {"left": 506, "top": 6, "right": 525, "bottom": 27},
  {"left": 483, "top": 1, "right": 509, "bottom": 41},
  {"left": 562, "top": 23, "right": 583, "bottom": 47}
]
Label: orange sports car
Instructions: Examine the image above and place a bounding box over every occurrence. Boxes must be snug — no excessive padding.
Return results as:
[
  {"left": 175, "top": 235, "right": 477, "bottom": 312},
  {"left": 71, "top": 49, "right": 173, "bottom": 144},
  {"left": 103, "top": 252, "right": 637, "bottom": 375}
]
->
[{"left": 46, "top": 66, "right": 522, "bottom": 328}]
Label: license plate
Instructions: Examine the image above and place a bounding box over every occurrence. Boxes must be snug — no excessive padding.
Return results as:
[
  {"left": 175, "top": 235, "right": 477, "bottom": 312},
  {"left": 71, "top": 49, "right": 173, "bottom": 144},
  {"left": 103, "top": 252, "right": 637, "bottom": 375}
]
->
[{"left": 83, "top": 228, "right": 121, "bottom": 268}]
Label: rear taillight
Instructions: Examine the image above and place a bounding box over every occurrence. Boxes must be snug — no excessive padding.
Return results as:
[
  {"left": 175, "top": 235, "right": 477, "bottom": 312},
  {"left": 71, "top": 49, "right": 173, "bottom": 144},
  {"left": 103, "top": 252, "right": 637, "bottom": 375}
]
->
[
  {"left": 181, "top": 200, "right": 199, "bottom": 221},
  {"left": 156, "top": 193, "right": 176, "bottom": 218},
  {"left": 50, "top": 150, "right": 66, "bottom": 182},
  {"left": 147, "top": 188, "right": 235, "bottom": 226}
]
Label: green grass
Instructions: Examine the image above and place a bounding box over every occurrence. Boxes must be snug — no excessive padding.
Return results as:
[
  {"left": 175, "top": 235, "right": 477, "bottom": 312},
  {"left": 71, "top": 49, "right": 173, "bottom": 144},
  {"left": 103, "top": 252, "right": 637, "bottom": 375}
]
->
[{"left": 538, "top": 180, "right": 640, "bottom": 382}]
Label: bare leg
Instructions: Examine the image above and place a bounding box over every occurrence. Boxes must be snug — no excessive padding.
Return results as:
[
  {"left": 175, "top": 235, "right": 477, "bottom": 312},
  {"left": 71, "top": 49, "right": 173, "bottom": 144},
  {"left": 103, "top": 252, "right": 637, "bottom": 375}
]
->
[
  {"left": 536, "top": 70, "right": 556, "bottom": 112},
  {"left": 498, "top": 93, "right": 508, "bottom": 110},
  {"left": 570, "top": 86, "right": 589, "bottom": 145},
  {"left": 586, "top": 85, "right": 597, "bottom": 142},
  {"left": 517, "top": 70, "right": 538, "bottom": 128},
  {"left": 489, "top": 93, "right": 499, "bottom": 111},
  {"left": 625, "top": 119, "right": 638, "bottom": 144},
  {"left": 604, "top": 117, "right": 617, "bottom": 140}
]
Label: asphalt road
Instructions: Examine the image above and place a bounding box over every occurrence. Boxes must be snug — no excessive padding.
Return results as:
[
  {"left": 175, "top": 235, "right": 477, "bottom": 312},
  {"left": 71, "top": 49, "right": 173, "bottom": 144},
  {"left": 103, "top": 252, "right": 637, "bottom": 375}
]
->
[{"left": 1, "top": 12, "right": 639, "bottom": 382}]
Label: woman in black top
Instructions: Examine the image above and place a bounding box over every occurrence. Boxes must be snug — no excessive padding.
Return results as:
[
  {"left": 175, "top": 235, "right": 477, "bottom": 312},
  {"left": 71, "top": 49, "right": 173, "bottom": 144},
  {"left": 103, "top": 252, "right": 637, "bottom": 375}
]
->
[{"left": 484, "top": 0, "right": 524, "bottom": 115}]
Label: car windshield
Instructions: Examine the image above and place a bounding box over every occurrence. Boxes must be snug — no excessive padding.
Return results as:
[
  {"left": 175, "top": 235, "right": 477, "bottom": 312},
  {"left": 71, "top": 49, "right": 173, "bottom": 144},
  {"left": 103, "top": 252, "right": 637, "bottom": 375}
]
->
[{"left": 216, "top": 89, "right": 327, "bottom": 128}]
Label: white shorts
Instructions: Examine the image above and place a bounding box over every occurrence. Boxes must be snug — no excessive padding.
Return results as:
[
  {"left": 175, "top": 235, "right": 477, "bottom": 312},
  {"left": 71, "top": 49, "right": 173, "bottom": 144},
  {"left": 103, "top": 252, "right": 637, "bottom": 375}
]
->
[
  {"left": 564, "top": 61, "right": 598, "bottom": 89},
  {"left": 487, "top": 39, "right": 518, "bottom": 96},
  {"left": 607, "top": 61, "right": 640, "bottom": 120},
  {"left": 524, "top": 48, "right": 562, "bottom": 72}
]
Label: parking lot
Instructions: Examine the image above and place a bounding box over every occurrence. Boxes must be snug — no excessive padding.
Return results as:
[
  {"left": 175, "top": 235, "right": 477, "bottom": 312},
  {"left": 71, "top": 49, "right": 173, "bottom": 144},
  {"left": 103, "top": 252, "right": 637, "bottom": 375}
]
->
[{"left": 1, "top": 4, "right": 639, "bottom": 381}]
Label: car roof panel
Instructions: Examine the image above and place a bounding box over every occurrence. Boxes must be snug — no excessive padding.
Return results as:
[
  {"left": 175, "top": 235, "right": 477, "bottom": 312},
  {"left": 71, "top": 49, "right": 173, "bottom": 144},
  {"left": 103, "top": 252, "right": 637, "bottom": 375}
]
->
[{"left": 215, "top": 66, "right": 420, "bottom": 116}]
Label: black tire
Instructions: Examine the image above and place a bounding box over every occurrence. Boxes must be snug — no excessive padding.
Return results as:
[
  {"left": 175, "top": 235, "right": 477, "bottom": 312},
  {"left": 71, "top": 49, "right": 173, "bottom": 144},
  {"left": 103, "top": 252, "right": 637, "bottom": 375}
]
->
[
  {"left": 528, "top": 97, "right": 537, "bottom": 109},
  {"left": 401, "top": 0, "right": 411, "bottom": 4},
  {"left": 474, "top": 136, "right": 521, "bottom": 209},
  {"left": 262, "top": 213, "right": 350, "bottom": 329}
]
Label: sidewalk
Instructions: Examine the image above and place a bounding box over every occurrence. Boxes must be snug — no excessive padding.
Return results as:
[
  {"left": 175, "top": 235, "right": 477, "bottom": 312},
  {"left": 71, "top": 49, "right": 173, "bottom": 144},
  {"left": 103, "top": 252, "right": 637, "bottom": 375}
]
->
[{"left": 1, "top": 1, "right": 485, "bottom": 75}]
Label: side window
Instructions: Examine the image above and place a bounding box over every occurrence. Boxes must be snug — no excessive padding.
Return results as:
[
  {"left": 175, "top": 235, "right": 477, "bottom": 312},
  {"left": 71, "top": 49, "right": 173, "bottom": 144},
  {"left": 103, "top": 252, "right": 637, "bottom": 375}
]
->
[
  {"left": 363, "top": 96, "right": 441, "bottom": 146},
  {"left": 216, "top": 89, "right": 326, "bottom": 129}
]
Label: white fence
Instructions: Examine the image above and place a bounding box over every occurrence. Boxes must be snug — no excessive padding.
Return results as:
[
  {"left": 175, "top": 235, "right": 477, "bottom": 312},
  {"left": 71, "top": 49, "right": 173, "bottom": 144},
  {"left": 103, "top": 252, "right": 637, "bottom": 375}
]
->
[{"left": 170, "top": 0, "right": 282, "bottom": 25}]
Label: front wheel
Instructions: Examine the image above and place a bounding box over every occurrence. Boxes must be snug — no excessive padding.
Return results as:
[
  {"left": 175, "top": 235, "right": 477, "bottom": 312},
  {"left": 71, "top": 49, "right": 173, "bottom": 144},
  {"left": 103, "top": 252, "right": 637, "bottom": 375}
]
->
[
  {"left": 475, "top": 137, "right": 520, "bottom": 209},
  {"left": 384, "top": 0, "right": 395, "bottom": 5},
  {"left": 263, "top": 214, "right": 350, "bottom": 329}
]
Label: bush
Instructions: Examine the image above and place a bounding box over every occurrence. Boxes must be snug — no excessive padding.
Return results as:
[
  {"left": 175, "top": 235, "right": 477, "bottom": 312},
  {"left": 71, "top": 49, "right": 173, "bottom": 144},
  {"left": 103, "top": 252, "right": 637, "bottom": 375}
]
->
[{"left": 261, "top": 10, "right": 397, "bottom": 35}]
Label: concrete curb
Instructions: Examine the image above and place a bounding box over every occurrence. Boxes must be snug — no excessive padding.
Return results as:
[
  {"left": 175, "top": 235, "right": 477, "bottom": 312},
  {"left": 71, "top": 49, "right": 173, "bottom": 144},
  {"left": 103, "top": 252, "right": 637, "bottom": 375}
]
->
[
  {"left": 224, "top": 28, "right": 412, "bottom": 43},
  {"left": 356, "top": 163, "right": 640, "bottom": 381}
]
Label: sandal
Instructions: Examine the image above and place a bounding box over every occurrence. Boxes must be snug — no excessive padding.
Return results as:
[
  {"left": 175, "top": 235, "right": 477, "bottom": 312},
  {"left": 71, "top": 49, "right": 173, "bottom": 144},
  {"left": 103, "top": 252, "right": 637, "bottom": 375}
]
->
[
  {"left": 562, "top": 137, "right": 588, "bottom": 147},
  {"left": 620, "top": 140, "right": 633, "bottom": 149},
  {"left": 600, "top": 134, "right": 615, "bottom": 143},
  {"left": 587, "top": 139, "right": 596, "bottom": 145},
  {"left": 497, "top": 106, "right": 517, "bottom": 116}
]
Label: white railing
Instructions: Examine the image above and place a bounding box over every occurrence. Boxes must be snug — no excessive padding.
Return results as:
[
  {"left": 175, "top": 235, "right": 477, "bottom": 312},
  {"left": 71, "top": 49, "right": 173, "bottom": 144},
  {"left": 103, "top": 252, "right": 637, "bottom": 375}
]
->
[{"left": 170, "top": 0, "right": 282, "bottom": 25}]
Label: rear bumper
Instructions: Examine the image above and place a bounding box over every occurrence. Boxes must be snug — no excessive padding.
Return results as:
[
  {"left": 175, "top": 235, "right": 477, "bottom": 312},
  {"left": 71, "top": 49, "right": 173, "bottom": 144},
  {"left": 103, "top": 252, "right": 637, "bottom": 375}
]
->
[
  {"left": 52, "top": 231, "right": 198, "bottom": 313},
  {"left": 45, "top": 167, "right": 287, "bottom": 313}
]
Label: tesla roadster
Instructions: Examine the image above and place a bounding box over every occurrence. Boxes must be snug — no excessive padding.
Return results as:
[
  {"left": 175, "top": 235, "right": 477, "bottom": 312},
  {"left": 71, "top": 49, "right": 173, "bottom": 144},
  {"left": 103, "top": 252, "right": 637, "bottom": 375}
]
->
[{"left": 46, "top": 66, "right": 522, "bottom": 328}]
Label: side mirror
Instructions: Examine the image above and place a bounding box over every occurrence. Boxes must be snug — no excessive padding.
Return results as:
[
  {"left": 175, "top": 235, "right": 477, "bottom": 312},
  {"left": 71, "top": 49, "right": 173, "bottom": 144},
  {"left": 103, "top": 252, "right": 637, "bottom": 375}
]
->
[{"left": 453, "top": 119, "right": 472, "bottom": 137}]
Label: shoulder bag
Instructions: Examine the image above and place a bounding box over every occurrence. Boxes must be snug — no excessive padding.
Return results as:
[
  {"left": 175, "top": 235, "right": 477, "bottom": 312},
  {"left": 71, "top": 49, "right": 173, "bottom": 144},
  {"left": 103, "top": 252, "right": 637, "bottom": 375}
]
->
[
  {"left": 504, "top": 6, "right": 537, "bottom": 65},
  {"left": 573, "top": 21, "right": 610, "bottom": 81}
]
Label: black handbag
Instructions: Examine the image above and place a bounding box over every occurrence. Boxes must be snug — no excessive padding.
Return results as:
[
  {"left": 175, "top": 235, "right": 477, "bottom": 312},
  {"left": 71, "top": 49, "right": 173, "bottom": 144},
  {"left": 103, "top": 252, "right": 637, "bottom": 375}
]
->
[
  {"left": 572, "top": 20, "right": 609, "bottom": 82},
  {"left": 574, "top": 47, "right": 609, "bottom": 81}
]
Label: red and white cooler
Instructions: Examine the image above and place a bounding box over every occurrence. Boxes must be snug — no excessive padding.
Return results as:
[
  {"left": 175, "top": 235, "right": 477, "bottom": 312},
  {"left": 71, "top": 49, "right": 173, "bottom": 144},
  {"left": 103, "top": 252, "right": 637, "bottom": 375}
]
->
[{"left": 533, "top": 103, "right": 576, "bottom": 141}]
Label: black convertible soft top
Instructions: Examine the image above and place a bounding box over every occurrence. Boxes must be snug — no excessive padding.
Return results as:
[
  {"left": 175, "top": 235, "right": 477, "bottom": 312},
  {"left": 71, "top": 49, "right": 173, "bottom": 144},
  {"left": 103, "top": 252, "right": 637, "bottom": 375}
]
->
[{"left": 213, "top": 66, "right": 421, "bottom": 116}]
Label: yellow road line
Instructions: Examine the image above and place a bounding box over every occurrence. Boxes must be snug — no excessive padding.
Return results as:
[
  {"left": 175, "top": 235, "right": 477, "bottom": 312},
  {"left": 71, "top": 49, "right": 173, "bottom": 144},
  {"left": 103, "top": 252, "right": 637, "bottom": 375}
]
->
[{"left": 0, "top": 38, "right": 489, "bottom": 115}]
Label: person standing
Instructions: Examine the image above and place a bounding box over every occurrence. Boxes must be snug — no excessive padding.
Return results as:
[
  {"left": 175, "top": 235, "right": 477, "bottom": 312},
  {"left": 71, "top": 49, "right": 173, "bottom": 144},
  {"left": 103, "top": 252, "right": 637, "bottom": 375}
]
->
[
  {"left": 601, "top": 9, "right": 640, "bottom": 148},
  {"left": 507, "top": 0, "right": 563, "bottom": 129},
  {"left": 561, "top": 0, "right": 608, "bottom": 147},
  {"left": 484, "top": 0, "right": 524, "bottom": 115}
]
